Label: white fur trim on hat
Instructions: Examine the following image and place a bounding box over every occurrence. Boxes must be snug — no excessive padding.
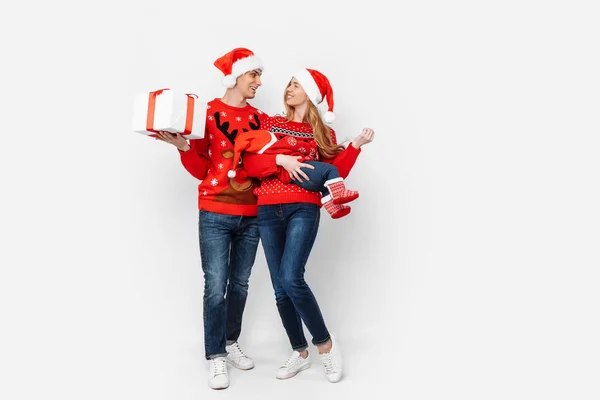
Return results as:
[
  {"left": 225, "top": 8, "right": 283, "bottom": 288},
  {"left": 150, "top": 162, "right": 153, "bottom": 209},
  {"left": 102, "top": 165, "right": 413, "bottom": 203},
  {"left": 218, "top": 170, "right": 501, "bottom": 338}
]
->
[
  {"left": 228, "top": 170, "right": 237, "bottom": 178},
  {"left": 222, "top": 75, "right": 237, "bottom": 88},
  {"left": 222, "top": 55, "right": 264, "bottom": 88},
  {"left": 293, "top": 68, "right": 322, "bottom": 105},
  {"left": 256, "top": 131, "right": 278, "bottom": 154}
]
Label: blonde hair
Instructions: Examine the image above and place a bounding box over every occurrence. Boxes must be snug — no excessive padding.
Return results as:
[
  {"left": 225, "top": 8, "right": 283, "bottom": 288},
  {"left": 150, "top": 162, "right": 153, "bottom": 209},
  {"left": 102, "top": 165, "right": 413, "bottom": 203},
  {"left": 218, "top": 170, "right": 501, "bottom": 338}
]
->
[{"left": 283, "top": 82, "right": 344, "bottom": 159}]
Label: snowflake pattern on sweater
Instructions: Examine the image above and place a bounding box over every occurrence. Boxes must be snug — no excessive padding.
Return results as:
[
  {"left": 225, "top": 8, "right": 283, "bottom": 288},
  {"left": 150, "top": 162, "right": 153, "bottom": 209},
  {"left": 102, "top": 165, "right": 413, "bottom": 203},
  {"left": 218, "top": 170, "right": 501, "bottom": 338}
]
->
[{"left": 179, "top": 98, "right": 267, "bottom": 216}]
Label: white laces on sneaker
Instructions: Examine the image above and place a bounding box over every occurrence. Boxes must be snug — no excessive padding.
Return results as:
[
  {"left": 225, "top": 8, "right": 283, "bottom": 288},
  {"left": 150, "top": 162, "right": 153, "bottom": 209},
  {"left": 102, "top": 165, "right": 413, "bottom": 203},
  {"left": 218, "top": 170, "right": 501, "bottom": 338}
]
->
[
  {"left": 320, "top": 353, "right": 335, "bottom": 373},
  {"left": 282, "top": 352, "right": 302, "bottom": 368},
  {"left": 211, "top": 357, "right": 227, "bottom": 376},
  {"left": 228, "top": 342, "right": 247, "bottom": 358}
]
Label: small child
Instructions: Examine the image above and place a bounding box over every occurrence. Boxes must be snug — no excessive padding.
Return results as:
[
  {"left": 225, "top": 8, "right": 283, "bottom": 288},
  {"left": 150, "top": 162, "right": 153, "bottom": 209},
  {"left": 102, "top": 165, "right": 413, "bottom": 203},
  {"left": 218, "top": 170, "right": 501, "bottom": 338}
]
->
[{"left": 228, "top": 130, "right": 359, "bottom": 219}]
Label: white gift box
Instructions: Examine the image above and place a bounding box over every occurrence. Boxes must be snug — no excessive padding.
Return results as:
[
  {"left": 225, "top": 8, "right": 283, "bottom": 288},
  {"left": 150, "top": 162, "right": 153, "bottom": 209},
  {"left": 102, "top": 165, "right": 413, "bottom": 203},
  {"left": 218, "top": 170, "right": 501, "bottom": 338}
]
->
[{"left": 132, "top": 88, "right": 206, "bottom": 139}]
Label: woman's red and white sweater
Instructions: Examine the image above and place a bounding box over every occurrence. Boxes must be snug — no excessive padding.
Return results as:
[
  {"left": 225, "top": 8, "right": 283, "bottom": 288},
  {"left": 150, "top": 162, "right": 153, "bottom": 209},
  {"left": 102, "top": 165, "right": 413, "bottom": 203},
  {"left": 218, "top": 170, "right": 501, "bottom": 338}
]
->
[{"left": 242, "top": 116, "right": 361, "bottom": 207}]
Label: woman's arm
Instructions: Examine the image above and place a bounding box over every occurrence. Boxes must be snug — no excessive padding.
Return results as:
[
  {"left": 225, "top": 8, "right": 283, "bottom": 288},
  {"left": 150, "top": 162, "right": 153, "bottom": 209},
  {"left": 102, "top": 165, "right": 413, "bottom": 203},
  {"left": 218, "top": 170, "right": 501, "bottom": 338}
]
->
[
  {"left": 243, "top": 153, "right": 314, "bottom": 182},
  {"left": 323, "top": 128, "right": 374, "bottom": 178},
  {"left": 241, "top": 153, "right": 279, "bottom": 179}
]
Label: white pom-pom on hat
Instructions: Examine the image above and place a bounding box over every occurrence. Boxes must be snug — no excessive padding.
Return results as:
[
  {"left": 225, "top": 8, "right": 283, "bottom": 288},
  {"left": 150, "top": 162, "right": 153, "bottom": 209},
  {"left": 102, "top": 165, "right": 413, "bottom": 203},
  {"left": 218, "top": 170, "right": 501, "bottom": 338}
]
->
[{"left": 324, "top": 111, "right": 335, "bottom": 124}]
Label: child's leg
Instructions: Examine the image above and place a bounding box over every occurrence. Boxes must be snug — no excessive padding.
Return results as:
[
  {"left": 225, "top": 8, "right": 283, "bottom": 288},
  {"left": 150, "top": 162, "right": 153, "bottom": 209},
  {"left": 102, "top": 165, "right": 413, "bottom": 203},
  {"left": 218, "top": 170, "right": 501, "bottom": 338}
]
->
[
  {"left": 321, "top": 194, "right": 351, "bottom": 219},
  {"left": 293, "top": 161, "right": 339, "bottom": 197},
  {"left": 291, "top": 161, "right": 351, "bottom": 219},
  {"left": 319, "top": 165, "right": 359, "bottom": 205}
]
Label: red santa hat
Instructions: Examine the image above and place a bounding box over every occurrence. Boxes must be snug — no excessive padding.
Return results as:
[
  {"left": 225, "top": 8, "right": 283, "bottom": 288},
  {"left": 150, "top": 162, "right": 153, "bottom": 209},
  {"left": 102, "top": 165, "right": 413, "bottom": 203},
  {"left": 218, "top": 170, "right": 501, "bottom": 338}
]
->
[
  {"left": 214, "top": 48, "right": 264, "bottom": 88},
  {"left": 293, "top": 68, "right": 335, "bottom": 124},
  {"left": 228, "top": 130, "right": 278, "bottom": 178}
]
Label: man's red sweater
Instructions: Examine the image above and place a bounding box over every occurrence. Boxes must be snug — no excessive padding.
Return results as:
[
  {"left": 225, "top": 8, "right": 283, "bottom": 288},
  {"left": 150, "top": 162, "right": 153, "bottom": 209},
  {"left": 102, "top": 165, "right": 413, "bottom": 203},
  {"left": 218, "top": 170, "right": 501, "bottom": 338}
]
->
[{"left": 178, "top": 98, "right": 268, "bottom": 216}]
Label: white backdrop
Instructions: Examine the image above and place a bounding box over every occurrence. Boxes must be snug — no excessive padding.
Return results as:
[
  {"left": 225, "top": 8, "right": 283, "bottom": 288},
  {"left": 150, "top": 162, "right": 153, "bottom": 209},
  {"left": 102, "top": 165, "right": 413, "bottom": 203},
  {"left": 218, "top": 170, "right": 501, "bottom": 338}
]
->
[{"left": 2, "top": 0, "right": 599, "bottom": 399}]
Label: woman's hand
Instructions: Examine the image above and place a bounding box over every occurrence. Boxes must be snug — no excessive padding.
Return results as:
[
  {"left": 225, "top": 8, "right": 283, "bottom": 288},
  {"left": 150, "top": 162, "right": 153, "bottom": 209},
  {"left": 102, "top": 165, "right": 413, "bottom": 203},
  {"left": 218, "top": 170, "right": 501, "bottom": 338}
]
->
[
  {"left": 351, "top": 128, "right": 375, "bottom": 149},
  {"left": 276, "top": 155, "right": 315, "bottom": 182},
  {"left": 155, "top": 131, "right": 191, "bottom": 152}
]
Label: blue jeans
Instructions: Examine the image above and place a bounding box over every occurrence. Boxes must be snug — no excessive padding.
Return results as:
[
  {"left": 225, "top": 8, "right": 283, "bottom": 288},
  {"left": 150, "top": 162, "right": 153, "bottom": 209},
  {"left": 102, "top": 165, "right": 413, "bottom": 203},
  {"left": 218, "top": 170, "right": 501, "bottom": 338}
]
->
[
  {"left": 198, "top": 210, "right": 260, "bottom": 359},
  {"left": 295, "top": 161, "right": 340, "bottom": 197},
  {"left": 257, "top": 203, "right": 330, "bottom": 351}
]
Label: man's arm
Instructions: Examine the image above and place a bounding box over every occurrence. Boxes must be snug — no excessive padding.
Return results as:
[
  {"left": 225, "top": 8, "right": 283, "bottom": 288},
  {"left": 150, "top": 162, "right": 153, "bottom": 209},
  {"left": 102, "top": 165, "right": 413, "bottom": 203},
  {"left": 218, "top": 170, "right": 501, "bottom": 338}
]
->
[{"left": 179, "top": 138, "right": 211, "bottom": 180}]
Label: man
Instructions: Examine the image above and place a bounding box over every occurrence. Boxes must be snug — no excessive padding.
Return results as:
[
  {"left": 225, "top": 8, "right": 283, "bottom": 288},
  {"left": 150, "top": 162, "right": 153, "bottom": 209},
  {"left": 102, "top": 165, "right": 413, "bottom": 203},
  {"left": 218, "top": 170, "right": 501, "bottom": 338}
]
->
[{"left": 156, "top": 47, "right": 267, "bottom": 390}]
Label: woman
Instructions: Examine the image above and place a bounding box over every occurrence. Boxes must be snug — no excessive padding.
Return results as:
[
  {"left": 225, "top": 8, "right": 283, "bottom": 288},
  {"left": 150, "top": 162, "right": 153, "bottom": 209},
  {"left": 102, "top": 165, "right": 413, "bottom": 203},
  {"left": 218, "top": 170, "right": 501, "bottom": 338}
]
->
[{"left": 242, "top": 68, "right": 374, "bottom": 383}]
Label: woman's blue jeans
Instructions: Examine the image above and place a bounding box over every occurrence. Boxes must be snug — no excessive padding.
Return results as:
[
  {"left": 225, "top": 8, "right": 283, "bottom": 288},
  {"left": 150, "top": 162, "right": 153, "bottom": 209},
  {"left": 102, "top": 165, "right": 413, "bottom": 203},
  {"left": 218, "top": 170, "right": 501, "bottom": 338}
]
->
[{"left": 257, "top": 203, "right": 331, "bottom": 351}]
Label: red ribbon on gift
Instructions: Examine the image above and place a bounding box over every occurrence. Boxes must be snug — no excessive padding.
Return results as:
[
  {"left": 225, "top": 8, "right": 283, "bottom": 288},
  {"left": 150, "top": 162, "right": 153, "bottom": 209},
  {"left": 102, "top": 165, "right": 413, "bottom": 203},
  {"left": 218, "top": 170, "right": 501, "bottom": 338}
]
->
[
  {"left": 146, "top": 89, "right": 198, "bottom": 137},
  {"left": 146, "top": 88, "right": 169, "bottom": 133},
  {"left": 182, "top": 93, "right": 198, "bottom": 135}
]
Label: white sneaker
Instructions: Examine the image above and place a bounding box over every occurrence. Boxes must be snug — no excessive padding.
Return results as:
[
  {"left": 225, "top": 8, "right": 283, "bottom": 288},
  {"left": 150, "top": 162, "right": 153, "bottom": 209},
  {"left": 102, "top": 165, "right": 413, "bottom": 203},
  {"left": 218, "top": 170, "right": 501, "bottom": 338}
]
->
[
  {"left": 276, "top": 351, "right": 311, "bottom": 379},
  {"left": 226, "top": 341, "right": 254, "bottom": 370},
  {"left": 319, "top": 335, "right": 342, "bottom": 383},
  {"left": 208, "top": 357, "right": 229, "bottom": 390}
]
